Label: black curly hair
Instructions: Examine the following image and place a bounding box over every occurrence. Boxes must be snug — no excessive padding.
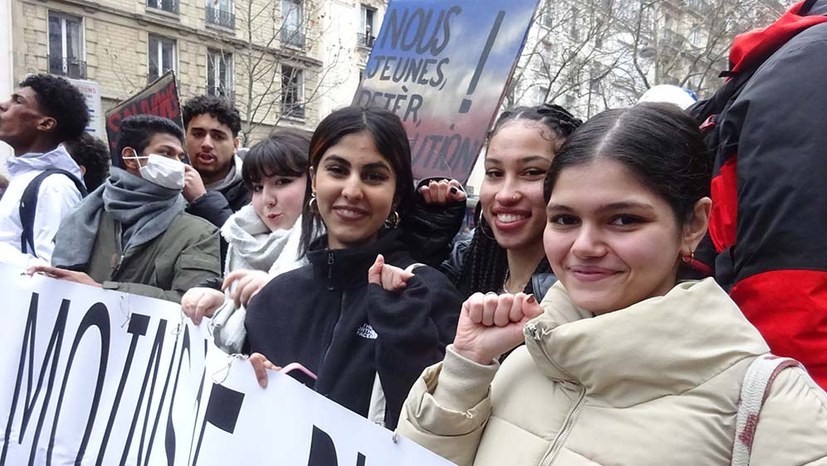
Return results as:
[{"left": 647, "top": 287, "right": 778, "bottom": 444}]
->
[
  {"left": 64, "top": 132, "right": 111, "bottom": 191},
  {"left": 181, "top": 95, "right": 241, "bottom": 136},
  {"left": 19, "top": 73, "right": 89, "bottom": 143},
  {"left": 455, "top": 103, "right": 583, "bottom": 297},
  {"left": 115, "top": 114, "right": 184, "bottom": 165}
]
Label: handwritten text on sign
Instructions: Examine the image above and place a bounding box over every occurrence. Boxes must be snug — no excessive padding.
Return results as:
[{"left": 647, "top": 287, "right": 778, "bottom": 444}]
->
[{"left": 354, "top": 0, "right": 539, "bottom": 183}]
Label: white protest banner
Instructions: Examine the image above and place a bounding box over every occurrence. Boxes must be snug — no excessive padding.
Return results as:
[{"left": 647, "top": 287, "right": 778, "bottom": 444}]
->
[
  {"left": 190, "top": 345, "right": 455, "bottom": 466},
  {"left": 0, "top": 263, "right": 455, "bottom": 465},
  {"left": 353, "top": 0, "right": 540, "bottom": 183},
  {"left": 0, "top": 263, "right": 208, "bottom": 466}
]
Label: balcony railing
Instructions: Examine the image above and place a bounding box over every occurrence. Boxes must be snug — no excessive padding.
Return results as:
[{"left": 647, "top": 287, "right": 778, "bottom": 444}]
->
[
  {"left": 146, "top": 0, "right": 178, "bottom": 15},
  {"left": 357, "top": 32, "right": 375, "bottom": 48},
  {"left": 281, "top": 102, "right": 305, "bottom": 119},
  {"left": 48, "top": 56, "right": 87, "bottom": 80},
  {"left": 206, "top": 6, "right": 235, "bottom": 29},
  {"left": 281, "top": 28, "right": 305, "bottom": 48}
]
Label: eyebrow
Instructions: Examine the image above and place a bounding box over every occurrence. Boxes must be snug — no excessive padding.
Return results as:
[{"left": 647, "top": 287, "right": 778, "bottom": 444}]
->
[
  {"left": 157, "top": 144, "right": 184, "bottom": 155},
  {"left": 188, "top": 125, "right": 228, "bottom": 135},
  {"left": 547, "top": 201, "right": 656, "bottom": 213},
  {"left": 486, "top": 155, "right": 550, "bottom": 165},
  {"left": 324, "top": 155, "right": 392, "bottom": 171}
]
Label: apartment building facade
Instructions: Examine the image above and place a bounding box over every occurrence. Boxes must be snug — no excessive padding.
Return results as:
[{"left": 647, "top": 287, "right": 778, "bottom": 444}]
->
[{"left": 4, "top": 0, "right": 388, "bottom": 150}]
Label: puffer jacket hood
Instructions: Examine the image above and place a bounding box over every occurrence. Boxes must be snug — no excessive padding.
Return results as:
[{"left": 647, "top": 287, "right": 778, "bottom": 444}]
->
[
  {"left": 6, "top": 145, "right": 83, "bottom": 180},
  {"left": 729, "top": 0, "right": 827, "bottom": 72}
]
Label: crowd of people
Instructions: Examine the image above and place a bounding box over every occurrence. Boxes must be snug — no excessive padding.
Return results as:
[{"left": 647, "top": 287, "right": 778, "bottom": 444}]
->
[{"left": 1, "top": 2, "right": 826, "bottom": 462}]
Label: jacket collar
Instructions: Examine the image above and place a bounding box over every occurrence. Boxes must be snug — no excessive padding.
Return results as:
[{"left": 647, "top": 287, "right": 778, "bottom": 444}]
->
[
  {"left": 524, "top": 278, "right": 770, "bottom": 407},
  {"left": 206, "top": 155, "right": 243, "bottom": 192},
  {"left": 306, "top": 228, "right": 408, "bottom": 290},
  {"left": 729, "top": 0, "right": 827, "bottom": 73},
  {"left": 7, "top": 144, "right": 83, "bottom": 179}
]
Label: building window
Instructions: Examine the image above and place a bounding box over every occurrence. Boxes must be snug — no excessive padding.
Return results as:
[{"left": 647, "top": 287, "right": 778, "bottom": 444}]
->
[
  {"left": 540, "top": 0, "right": 553, "bottom": 29},
  {"left": 207, "top": 50, "right": 233, "bottom": 98},
  {"left": 281, "top": 0, "right": 304, "bottom": 48},
  {"left": 147, "top": 0, "right": 178, "bottom": 15},
  {"left": 569, "top": 7, "right": 580, "bottom": 41},
  {"left": 148, "top": 35, "right": 176, "bottom": 83},
  {"left": 535, "top": 86, "right": 549, "bottom": 105},
  {"left": 281, "top": 65, "right": 304, "bottom": 119},
  {"left": 206, "top": 0, "right": 235, "bottom": 29},
  {"left": 359, "top": 5, "right": 376, "bottom": 48},
  {"left": 689, "top": 24, "right": 703, "bottom": 47},
  {"left": 48, "top": 12, "right": 86, "bottom": 79}
]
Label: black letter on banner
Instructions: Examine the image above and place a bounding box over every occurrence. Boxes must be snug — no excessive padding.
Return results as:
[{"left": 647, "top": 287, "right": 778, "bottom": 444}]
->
[
  {"left": 45, "top": 302, "right": 110, "bottom": 466},
  {"left": 95, "top": 313, "right": 150, "bottom": 465},
  {"left": 163, "top": 325, "right": 192, "bottom": 464},
  {"left": 0, "top": 294, "right": 69, "bottom": 466},
  {"left": 185, "top": 340, "right": 208, "bottom": 464},
  {"left": 119, "top": 319, "right": 169, "bottom": 465},
  {"left": 307, "top": 426, "right": 337, "bottom": 466},
  {"left": 140, "top": 322, "right": 187, "bottom": 464},
  {"left": 190, "top": 383, "right": 244, "bottom": 466}
]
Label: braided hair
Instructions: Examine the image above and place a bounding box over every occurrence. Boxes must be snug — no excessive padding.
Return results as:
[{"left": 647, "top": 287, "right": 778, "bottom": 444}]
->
[{"left": 455, "top": 103, "right": 582, "bottom": 297}]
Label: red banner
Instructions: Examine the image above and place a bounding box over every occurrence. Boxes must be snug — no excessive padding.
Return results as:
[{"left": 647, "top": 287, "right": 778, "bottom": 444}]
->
[{"left": 104, "top": 72, "right": 182, "bottom": 167}]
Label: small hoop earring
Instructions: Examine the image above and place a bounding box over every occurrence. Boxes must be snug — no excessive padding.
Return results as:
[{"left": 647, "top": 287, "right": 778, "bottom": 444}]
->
[
  {"left": 681, "top": 249, "right": 695, "bottom": 264},
  {"left": 385, "top": 210, "right": 400, "bottom": 229},
  {"left": 307, "top": 193, "right": 318, "bottom": 213}
]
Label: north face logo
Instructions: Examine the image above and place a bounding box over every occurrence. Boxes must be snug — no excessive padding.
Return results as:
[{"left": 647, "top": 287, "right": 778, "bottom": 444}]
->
[{"left": 356, "top": 323, "right": 378, "bottom": 339}]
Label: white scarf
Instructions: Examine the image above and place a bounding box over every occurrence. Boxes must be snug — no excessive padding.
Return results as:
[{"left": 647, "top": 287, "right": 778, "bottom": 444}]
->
[
  {"left": 220, "top": 204, "right": 304, "bottom": 276},
  {"left": 213, "top": 205, "right": 305, "bottom": 354}
]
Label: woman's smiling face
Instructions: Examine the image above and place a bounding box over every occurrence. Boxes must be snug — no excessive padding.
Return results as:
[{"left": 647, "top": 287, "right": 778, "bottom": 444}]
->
[
  {"left": 312, "top": 131, "right": 396, "bottom": 250},
  {"left": 479, "top": 120, "right": 557, "bottom": 256},
  {"left": 544, "top": 158, "right": 690, "bottom": 315}
]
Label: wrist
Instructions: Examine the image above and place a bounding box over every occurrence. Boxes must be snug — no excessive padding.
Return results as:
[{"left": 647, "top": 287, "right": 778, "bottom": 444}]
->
[
  {"left": 452, "top": 343, "right": 496, "bottom": 365},
  {"left": 185, "top": 188, "right": 207, "bottom": 203}
]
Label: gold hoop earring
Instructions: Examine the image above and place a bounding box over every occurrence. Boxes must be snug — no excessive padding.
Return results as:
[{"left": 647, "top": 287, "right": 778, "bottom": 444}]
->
[
  {"left": 308, "top": 193, "right": 318, "bottom": 213},
  {"left": 385, "top": 211, "right": 400, "bottom": 229},
  {"left": 681, "top": 249, "right": 695, "bottom": 264}
]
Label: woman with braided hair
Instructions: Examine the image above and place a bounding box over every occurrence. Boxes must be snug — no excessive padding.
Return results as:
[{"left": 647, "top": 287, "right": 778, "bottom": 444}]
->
[{"left": 441, "top": 103, "right": 582, "bottom": 300}]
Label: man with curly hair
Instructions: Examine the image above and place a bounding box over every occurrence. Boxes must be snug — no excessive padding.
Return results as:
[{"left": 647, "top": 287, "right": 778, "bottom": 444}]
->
[
  {"left": 180, "top": 95, "right": 248, "bottom": 229},
  {"left": 64, "top": 132, "right": 111, "bottom": 191},
  {"left": 0, "top": 73, "right": 89, "bottom": 267}
]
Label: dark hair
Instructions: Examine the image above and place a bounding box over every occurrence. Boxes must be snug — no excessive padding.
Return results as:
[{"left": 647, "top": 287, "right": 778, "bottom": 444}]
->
[
  {"left": 488, "top": 103, "right": 582, "bottom": 151},
  {"left": 300, "top": 106, "right": 415, "bottom": 254},
  {"left": 544, "top": 102, "right": 711, "bottom": 225},
  {"left": 116, "top": 115, "right": 184, "bottom": 164},
  {"left": 455, "top": 103, "right": 582, "bottom": 297},
  {"left": 64, "top": 132, "right": 111, "bottom": 191},
  {"left": 242, "top": 128, "right": 310, "bottom": 189},
  {"left": 19, "top": 74, "right": 89, "bottom": 143},
  {"left": 182, "top": 95, "right": 241, "bottom": 137}
]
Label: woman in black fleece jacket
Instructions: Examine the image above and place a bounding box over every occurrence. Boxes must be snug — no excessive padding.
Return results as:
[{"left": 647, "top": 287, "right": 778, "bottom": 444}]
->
[{"left": 244, "top": 106, "right": 462, "bottom": 430}]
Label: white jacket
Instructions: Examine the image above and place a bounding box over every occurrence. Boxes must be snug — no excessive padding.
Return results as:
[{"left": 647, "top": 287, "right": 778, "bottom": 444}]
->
[{"left": 0, "top": 145, "right": 84, "bottom": 267}]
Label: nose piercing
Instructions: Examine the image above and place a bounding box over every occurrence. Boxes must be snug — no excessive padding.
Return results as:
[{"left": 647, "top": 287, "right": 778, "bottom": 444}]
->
[{"left": 512, "top": 194, "right": 518, "bottom": 201}]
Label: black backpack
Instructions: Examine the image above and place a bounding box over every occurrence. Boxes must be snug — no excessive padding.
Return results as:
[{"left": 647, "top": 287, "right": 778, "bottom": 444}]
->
[{"left": 19, "top": 169, "right": 87, "bottom": 256}]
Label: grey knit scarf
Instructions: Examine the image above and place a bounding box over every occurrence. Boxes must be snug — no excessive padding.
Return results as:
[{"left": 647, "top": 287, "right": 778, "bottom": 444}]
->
[{"left": 52, "top": 167, "right": 185, "bottom": 268}]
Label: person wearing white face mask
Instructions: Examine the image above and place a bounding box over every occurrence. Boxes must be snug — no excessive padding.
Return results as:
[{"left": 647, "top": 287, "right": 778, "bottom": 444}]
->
[{"left": 28, "top": 115, "right": 221, "bottom": 303}]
